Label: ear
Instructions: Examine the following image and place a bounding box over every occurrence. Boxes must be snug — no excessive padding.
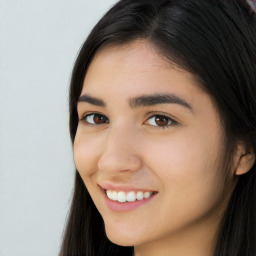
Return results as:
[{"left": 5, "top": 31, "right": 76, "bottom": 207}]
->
[{"left": 233, "top": 142, "right": 255, "bottom": 176}]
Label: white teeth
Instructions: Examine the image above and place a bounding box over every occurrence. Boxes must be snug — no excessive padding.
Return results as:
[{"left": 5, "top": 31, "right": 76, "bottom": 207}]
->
[
  {"left": 126, "top": 191, "right": 136, "bottom": 202},
  {"left": 106, "top": 190, "right": 113, "bottom": 200},
  {"left": 144, "top": 192, "right": 151, "bottom": 198},
  {"left": 136, "top": 191, "right": 144, "bottom": 200},
  {"left": 117, "top": 191, "right": 126, "bottom": 203},
  {"left": 112, "top": 191, "right": 118, "bottom": 201},
  {"left": 106, "top": 190, "right": 154, "bottom": 202}
]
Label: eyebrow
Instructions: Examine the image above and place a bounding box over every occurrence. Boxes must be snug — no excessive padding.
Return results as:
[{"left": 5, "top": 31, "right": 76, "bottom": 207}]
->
[
  {"left": 77, "top": 93, "right": 192, "bottom": 111},
  {"left": 129, "top": 94, "right": 193, "bottom": 111},
  {"left": 77, "top": 94, "right": 106, "bottom": 107}
]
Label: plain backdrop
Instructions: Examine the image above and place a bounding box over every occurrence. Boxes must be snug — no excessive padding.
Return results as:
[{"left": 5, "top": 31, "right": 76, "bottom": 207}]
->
[{"left": 0, "top": 1, "right": 117, "bottom": 255}]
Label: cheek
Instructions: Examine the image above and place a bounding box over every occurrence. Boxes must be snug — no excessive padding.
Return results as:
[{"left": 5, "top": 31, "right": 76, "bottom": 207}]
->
[
  {"left": 142, "top": 126, "right": 225, "bottom": 200},
  {"left": 73, "top": 131, "right": 102, "bottom": 178},
  {"left": 141, "top": 134, "right": 227, "bottom": 230}
]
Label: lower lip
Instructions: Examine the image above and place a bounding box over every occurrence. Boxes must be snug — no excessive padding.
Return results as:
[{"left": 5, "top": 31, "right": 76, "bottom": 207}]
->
[{"left": 103, "top": 190, "right": 157, "bottom": 212}]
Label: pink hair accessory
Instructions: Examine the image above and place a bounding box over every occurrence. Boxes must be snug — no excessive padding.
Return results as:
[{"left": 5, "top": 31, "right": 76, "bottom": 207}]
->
[{"left": 247, "top": 0, "right": 256, "bottom": 12}]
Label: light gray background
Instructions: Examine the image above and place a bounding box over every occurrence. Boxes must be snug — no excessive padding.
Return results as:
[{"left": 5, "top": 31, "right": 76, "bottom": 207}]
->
[{"left": 0, "top": 1, "right": 117, "bottom": 255}]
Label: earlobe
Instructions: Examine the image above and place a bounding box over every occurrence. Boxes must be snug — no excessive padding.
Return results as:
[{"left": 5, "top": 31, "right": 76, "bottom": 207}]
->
[{"left": 233, "top": 142, "right": 255, "bottom": 175}]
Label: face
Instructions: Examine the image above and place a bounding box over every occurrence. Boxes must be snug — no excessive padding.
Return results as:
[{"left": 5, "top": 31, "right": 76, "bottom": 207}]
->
[{"left": 74, "top": 40, "right": 232, "bottom": 249}]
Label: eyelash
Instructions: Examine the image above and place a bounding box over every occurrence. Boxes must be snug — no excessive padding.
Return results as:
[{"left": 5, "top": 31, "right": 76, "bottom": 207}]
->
[
  {"left": 81, "top": 112, "right": 109, "bottom": 126},
  {"left": 80, "top": 113, "right": 178, "bottom": 128},
  {"left": 146, "top": 114, "right": 177, "bottom": 129}
]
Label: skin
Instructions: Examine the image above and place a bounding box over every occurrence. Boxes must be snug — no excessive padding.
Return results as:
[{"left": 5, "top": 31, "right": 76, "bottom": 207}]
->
[{"left": 74, "top": 40, "right": 242, "bottom": 256}]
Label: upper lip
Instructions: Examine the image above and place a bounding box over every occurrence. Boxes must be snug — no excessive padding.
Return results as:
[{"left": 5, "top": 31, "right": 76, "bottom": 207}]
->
[{"left": 98, "top": 182, "right": 157, "bottom": 193}]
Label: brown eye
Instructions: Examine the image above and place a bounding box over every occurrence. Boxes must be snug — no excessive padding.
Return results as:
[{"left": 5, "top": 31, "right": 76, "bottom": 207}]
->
[
  {"left": 83, "top": 113, "right": 109, "bottom": 125},
  {"left": 147, "top": 115, "right": 172, "bottom": 127},
  {"left": 155, "top": 116, "right": 169, "bottom": 126}
]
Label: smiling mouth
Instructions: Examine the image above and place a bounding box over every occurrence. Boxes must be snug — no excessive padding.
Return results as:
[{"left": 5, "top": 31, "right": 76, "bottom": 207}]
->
[{"left": 105, "top": 190, "right": 158, "bottom": 203}]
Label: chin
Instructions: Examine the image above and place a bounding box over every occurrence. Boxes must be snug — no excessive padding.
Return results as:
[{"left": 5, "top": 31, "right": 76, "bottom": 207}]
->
[
  {"left": 105, "top": 229, "right": 136, "bottom": 246},
  {"left": 107, "top": 236, "right": 135, "bottom": 247},
  {"left": 104, "top": 222, "right": 142, "bottom": 247}
]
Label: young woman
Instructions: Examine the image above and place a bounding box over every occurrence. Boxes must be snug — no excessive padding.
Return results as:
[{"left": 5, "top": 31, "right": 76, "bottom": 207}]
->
[{"left": 59, "top": 0, "right": 256, "bottom": 255}]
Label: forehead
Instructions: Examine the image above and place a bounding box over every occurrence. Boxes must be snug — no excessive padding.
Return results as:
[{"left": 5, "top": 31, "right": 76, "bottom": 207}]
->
[
  {"left": 82, "top": 40, "right": 201, "bottom": 96},
  {"left": 93, "top": 41, "right": 171, "bottom": 68},
  {"left": 88, "top": 40, "right": 190, "bottom": 77}
]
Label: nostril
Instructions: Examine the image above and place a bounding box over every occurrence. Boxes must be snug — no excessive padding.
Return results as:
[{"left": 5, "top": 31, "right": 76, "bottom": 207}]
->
[{"left": 98, "top": 153, "right": 142, "bottom": 173}]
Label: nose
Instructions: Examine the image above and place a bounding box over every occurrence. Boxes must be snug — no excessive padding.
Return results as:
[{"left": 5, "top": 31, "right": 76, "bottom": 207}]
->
[{"left": 98, "top": 127, "right": 142, "bottom": 175}]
